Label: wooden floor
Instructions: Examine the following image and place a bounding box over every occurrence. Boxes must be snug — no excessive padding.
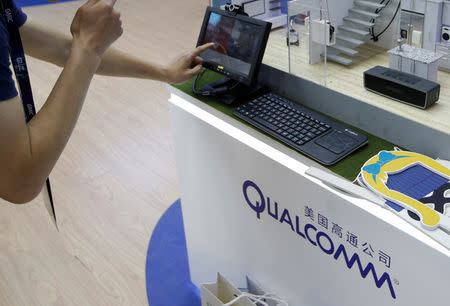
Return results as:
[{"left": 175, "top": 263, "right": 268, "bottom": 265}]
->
[{"left": 0, "top": 1, "right": 209, "bottom": 305}]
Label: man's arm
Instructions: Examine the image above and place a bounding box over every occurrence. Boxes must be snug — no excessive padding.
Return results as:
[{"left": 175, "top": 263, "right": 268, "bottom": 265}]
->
[
  {"left": 19, "top": 20, "right": 71, "bottom": 67},
  {"left": 20, "top": 19, "right": 214, "bottom": 84},
  {"left": 0, "top": 0, "right": 122, "bottom": 203}
]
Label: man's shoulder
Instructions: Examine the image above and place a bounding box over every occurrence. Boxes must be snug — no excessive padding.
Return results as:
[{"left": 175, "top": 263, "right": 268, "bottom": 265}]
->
[
  {"left": 0, "top": 18, "right": 17, "bottom": 102},
  {"left": 0, "top": 1, "right": 26, "bottom": 102},
  {"left": 11, "top": 1, "right": 28, "bottom": 27},
  {"left": 0, "top": 1, "right": 27, "bottom": 28}
]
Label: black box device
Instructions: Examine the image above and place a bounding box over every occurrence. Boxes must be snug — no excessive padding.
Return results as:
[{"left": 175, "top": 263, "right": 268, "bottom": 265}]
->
[{"left": 363, "top": 66, "right": 440, "bottom": 109}]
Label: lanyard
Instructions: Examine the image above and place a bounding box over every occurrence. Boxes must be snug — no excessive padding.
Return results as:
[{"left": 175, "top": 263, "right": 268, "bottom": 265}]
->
[
  {"left": 1, "top": 0, "right": 57, "bottom": 228},
  {"left": 1, "top": 0, "right": 35, "bottom": 121}
]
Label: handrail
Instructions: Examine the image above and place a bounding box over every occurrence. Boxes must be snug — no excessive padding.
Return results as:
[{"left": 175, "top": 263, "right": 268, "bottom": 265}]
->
[{"left": 370, "top": 0, "right": 401, "bottom": 41}]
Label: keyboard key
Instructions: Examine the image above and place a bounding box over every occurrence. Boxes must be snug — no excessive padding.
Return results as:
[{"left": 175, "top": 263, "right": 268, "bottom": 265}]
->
[{"left": 253, "top": 116, "right": 278, "bottom": 131}]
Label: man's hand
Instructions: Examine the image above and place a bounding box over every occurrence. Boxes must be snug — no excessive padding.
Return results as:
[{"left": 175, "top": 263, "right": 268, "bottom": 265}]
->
[
  {"left": 164, "top": 43, "right": 214, "bottom": 84},
  {"left": 70, "top": 0, "right": 123, "bottom": 57}
]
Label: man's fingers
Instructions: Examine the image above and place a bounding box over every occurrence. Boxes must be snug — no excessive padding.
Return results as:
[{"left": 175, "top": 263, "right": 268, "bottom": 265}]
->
[
  {"left": 84, "top": 0, "right": 100, "bottom": 7},
  {"left": 191, "top": 42, "right": 215, "bottom": 58},
  {"left": 187, "top": 64, "right": 203, "bottom": 77},
  {"left": 193, "top": 56, "right": 203, "bottom": 66},
  {"left": 103, "top": 0, "right": 117, "bottom": 7}
]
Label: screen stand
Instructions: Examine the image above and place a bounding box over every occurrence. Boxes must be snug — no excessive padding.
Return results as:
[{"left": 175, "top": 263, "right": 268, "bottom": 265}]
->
[{"left": 199, "top": 77, "right": 267, "bottom": 105}]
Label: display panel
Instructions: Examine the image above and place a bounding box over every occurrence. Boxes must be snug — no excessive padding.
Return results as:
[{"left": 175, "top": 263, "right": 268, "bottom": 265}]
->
[{"left": 197, "top": 7, "right": 271, "bottom": 86}]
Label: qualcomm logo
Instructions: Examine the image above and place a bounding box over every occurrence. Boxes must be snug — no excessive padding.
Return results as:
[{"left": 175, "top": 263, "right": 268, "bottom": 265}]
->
[{"left": 242, "top": 180, "right": 397, "bottom": 299}]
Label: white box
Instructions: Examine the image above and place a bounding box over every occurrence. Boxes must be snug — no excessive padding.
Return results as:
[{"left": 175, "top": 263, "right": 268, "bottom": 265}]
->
[{"left": 311, "top": 19, "right": 335, "bottom": 46}]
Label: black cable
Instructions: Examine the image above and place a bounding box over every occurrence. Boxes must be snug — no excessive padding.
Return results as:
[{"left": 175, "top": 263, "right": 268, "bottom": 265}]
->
[
  {"left": 371, "top": 0, "right": 401, "bottom": 41},
  {"left": 228, "top": 80, "right": 240, "bottom": 91},
  {"left": 192, "top": 68, "right": 240, "bottom": 96},
  {"left": 192, "top": 68, "right": 206, "bottom": 95},
  {"left": 369, "top": 0, "right": 389, "bottom": 39},
  {"left": 376, "top": 0, "right": 390, "bottom": 14},
  {"left": 369, "top": 0, "right": 390, "bottom": 40}
]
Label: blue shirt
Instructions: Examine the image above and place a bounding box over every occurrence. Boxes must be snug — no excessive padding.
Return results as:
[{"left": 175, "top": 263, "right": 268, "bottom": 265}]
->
[{"left": 0, "top": 1, "right": 27, "bottom": 101}]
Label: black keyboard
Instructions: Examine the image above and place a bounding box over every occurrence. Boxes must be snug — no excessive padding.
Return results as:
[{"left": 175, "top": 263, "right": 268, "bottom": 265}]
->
[{"left": 233, "top": 92, "right": 368, "bottom": 165}]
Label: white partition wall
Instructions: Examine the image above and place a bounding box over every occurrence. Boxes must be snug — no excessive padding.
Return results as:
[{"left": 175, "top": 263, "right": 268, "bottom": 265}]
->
[{"left": 168, "top": 89, "right": 450, "bottom": 306}]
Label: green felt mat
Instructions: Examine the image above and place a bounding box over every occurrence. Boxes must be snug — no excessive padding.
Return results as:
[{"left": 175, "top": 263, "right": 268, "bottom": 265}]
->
[{"left": 172, "top": 71, "right": 396, "bottom": 181}]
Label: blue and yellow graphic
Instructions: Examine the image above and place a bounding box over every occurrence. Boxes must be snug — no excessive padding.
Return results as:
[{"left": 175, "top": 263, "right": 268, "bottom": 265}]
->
[{"left": 361, "top": 151, "right": 450, "bottom": 230}]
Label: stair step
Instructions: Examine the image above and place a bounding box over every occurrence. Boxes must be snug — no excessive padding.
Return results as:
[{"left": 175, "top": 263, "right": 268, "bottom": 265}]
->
[
  {"left": 339, "top": 25, "right": 370, "bottom": 36},
  {"left": 354, "top": 1, "right": 386, "bottom": 9},
  {"left": 349, "top": 8, "right": 380, "bottom": 18},
  {"left": 344, "top": 17, "right": 375, "bottom": 27},
  {"left": 336, "top": 35, "right": 365, "bottom": 46},
  {"left": 326, "top": 54, "right": 353, "bottom": 66},
  {"left": 329, "top": 44, "right": 359, "bottom": 56}
]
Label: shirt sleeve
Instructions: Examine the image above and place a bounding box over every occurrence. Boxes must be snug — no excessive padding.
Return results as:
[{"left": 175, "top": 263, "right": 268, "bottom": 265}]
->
[
  {"left": 12, "top": 1, "right": 27, "bottom": 27},
  {"left": 0, "top": 1, "right": 27, "bottom": 102}
]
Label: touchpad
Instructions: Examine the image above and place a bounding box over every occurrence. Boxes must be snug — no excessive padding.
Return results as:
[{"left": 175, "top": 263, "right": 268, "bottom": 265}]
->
[{"left": 315, "top": 131, "right": 358, "bottom": 155}]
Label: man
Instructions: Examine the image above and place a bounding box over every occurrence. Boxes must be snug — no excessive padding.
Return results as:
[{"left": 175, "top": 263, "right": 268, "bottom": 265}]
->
[{"left": 0, "top": 0, "right": 212, "bottom": 204}]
